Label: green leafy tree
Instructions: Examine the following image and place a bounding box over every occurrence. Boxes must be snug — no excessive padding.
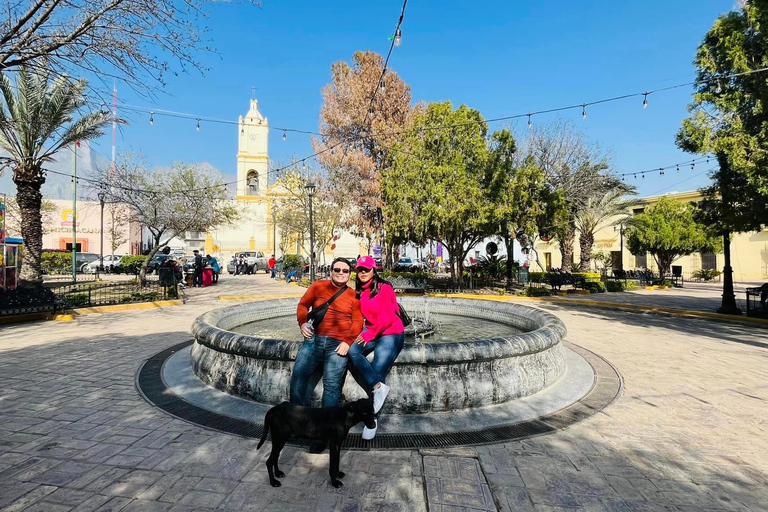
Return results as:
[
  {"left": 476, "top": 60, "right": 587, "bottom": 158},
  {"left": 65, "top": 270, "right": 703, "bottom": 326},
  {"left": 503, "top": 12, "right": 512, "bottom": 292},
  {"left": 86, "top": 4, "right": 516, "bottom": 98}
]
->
[
  {"left": 626, "top": 197, "right": 721, "bottom": 278},
  {"left": 676, "top": 1, "right": 768, "bottom": 314},
  {"left": 384, "top": 101, "right": 493, "bottom": 285},
  {"left": 0, "top": 64, "right": 114, "bottom": 284},
  {"left": 485, "top": 129, "right": 564, "bottom": 288}
]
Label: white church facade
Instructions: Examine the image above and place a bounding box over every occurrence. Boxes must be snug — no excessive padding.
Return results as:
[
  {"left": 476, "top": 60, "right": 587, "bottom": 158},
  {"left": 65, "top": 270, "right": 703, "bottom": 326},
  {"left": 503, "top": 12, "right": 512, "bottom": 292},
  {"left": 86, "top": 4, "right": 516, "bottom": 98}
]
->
[{"left": 203, "top": 99, "right": 365, "bottom": 263}]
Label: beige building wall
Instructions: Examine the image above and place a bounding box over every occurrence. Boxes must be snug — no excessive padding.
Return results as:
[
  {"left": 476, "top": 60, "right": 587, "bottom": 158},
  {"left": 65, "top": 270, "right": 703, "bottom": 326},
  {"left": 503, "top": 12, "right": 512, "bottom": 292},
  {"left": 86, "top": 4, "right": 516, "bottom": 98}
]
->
[
  {"left": 533, "top": 190, "right": 767, "bottom": 281},
  {"left": 42, "top": 199, "right": 140, "bottom": 255}
]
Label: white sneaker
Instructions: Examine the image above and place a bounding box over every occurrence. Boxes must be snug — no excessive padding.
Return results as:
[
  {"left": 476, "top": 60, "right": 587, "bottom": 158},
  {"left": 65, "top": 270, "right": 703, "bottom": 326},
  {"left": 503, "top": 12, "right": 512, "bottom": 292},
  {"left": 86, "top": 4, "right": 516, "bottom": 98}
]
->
[
  {"left": 372, "top": 383, "right": 390, "bottom": 414},
  {"left": 362, "top": 419, "right": 378, "bottom": 440}
]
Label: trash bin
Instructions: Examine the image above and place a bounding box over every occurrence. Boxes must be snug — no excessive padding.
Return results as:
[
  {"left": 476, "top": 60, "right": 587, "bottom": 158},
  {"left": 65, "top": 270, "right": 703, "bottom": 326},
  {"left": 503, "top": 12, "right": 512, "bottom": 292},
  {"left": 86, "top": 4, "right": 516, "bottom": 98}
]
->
[
  {"left": 158, "top": 267, "right": 175, "bottom": 287},
  {"left": 202, "top": 267, "right": 213, "bottom": 287}
]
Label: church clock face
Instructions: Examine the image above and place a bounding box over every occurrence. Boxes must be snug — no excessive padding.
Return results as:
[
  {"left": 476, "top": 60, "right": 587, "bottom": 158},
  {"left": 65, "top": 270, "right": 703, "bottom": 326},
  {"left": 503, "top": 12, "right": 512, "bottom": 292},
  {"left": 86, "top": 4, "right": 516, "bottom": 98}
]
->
[{"left": 249, "top": 135, "right": 257, "bottom": 141}]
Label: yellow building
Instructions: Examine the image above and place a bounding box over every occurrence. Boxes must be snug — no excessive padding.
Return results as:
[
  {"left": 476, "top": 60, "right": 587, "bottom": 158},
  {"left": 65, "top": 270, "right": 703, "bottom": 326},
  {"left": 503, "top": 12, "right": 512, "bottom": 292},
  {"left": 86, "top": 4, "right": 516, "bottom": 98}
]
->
[
  {"left": 205, "top": 99, "right": 365, "bottom": 261},
  {"left": 533, "top": 190, "right": 768, "bottom": 282}
]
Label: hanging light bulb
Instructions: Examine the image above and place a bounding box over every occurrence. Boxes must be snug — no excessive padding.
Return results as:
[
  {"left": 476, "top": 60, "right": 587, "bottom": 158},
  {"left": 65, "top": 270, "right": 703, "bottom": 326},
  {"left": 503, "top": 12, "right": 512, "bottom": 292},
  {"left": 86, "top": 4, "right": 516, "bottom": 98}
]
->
[
  {"left": 380, "top": 79, "right": 386, "bottom": 92},
  {"left": 659, "top": 168, "right": 664, "bottom": 176},
  {"left": 527, "top": 114, "right": 533, "bottom": 130},
  {"left": 716, "top": 79, "right": 722, "bottom": 94},
  {"left": 691, "top": 162, "right": 695, "bottom": 170},
  {"left": 676, "top": 164, "right": 680, "bottom": 173},
  {"left": 582, "top": 104, "right": 587, "bottom": 120},
  {"left": 642, "top": 173, "right": 645, "bottom": 180},
  {"left": 368, "top": 105, "right": 375, "bottom": 116},
  {"left": 634, "top": 173, "right": 637, "bottom": 180},
  {"left": 643, "top": 93, "right": 649, "bottom": 109},
  {"left": 706, "top": 156, "right": 710, "bottom": 163},
  {"left": 393, "top": 27, "right": 402, "bottom": 47},
  {"left": 196, "top": 118, "right": 200, "bottom": 132},
  {"left": 331, "top": 146, "right": 335, "bottom": 155},
  {"left": 283, "top": 130, "right": 287, "bottom": 141},
  {"left": 149, "top": 112, "right": 154, "bottom": 126}
]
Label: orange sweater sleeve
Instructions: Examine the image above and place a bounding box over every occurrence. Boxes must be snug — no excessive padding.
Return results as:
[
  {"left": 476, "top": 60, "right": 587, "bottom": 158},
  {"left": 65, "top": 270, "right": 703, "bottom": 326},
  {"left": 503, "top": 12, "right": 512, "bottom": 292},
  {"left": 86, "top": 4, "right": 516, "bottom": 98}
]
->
[
  {"left": 346, "top": 296, "right": 363, "bottom": 345},
  {"left": 296, "top": 282, "right": 318, "bottom": 326}
]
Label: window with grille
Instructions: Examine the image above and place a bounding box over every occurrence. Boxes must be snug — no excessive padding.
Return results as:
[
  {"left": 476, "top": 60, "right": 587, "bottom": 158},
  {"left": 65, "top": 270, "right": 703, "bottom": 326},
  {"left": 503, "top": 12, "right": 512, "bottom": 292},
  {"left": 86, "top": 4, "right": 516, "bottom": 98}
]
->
[
  {"left": 701, "top": 252, "right": 717, "bottom": 270},
  {"left": 635, "top": 252, "right": 647, "bottom": 269}
]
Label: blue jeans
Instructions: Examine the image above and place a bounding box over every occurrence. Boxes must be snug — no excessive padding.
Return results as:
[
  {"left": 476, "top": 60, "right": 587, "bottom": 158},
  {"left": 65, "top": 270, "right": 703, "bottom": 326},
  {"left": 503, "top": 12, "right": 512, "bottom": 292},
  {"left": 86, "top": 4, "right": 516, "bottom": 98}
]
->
[
  {"left": 348, "top": 332, "right": 405, "bottom": 392},
  {"left": 290, "top": 335, "right": 348, "bottom": 408}
]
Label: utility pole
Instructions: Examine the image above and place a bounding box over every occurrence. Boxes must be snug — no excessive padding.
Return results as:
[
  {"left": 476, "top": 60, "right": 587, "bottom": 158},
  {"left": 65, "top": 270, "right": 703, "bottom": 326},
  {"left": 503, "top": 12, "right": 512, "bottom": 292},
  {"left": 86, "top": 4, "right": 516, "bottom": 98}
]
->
[{"left": 71, "top": 142, "right": 78, "bottom": 282}]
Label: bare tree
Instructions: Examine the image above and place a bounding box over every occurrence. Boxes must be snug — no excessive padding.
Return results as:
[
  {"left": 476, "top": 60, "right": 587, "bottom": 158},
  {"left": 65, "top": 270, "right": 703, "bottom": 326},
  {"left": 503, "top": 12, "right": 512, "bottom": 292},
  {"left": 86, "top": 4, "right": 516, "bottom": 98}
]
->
[
  {"left": 106, "top": 201, "right": 129, "bottom": 257},
  {"left": 523, "top": 120, "right": 620, "bottom": 272},
  {"left": 2, "top": 196, "right": 58, "bottom": 237},
  {"left": 96, "top": 153, "right": 239, "bottom": 283},
  {"left": 0, "top": 0, "right": 253, "bottom": 93}
]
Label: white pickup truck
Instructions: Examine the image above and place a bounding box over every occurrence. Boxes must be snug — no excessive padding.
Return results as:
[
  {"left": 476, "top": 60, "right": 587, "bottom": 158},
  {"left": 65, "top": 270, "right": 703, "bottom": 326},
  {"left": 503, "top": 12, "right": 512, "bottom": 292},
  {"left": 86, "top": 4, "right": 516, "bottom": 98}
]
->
[{"left": 227, "top": 251, "right": 270, "bottom": 274}]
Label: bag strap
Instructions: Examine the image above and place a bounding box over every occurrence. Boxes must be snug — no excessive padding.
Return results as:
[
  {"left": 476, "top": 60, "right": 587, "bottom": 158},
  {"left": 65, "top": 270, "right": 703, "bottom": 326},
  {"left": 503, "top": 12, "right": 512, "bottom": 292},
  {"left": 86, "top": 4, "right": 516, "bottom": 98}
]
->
[{"left": 321, "top": 285, "right": 348, "bottom": 309}]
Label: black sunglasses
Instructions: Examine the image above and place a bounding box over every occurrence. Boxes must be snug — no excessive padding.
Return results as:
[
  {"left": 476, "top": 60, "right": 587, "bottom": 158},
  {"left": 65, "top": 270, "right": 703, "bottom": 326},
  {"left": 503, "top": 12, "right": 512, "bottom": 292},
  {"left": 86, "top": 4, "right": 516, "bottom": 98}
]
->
[{"left": 331, "top": 267, "right": 350, "bottom": 274}]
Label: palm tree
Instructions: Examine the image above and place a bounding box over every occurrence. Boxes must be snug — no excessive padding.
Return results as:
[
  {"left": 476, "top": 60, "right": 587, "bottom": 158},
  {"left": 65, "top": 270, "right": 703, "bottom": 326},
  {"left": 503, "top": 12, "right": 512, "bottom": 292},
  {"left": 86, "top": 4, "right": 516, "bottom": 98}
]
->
[
  {"left": 0, "top": 64, "right": 114, "bottom": 284},
  {"left": 574, "top": 187, "right": 640, "bottom": 272}
]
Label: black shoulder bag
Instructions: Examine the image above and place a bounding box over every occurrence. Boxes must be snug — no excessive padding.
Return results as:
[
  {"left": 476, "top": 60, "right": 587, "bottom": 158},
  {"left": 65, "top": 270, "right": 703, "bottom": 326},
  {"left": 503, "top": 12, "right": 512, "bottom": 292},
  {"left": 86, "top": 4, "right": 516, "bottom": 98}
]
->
[{"left": 306, "top": 285, "right": 348, "bottom": 328}]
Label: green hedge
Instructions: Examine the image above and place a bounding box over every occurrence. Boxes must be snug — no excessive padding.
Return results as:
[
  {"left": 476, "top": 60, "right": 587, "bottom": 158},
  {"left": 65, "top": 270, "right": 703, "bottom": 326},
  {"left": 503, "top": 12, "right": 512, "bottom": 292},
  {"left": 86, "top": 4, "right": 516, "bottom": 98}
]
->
[
  {"left": 516, "top": 286, "right": 552, "bottom": 297},
  {"left": 584, "top": 281, "right": 606, "bottom": 293},
  {"left": 120, "top": 255, "right": 147, "bottom": 275},
  {"left": 604, "top": 280, "right": 638, "bottom": 292},
  {"left": 528, "top": 271, "right": 601, "bottom": 284},
  {"left": 42, "top": 252, "right": 72, "bottom": 274},
  {"left": 380, "top": 271, "right": 430, "bottom": 279}
]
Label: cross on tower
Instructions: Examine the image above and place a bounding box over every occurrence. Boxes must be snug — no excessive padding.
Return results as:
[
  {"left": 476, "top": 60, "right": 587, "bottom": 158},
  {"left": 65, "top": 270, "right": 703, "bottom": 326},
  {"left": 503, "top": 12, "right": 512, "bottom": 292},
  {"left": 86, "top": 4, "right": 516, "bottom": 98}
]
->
[{"left": 251, "top": 86, "right": 257, "bottom": 100}]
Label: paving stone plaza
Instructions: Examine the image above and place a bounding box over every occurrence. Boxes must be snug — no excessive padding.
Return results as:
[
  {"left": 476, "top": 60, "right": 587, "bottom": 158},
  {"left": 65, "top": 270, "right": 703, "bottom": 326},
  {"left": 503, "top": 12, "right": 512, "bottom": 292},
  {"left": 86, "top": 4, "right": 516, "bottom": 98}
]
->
[{"left": 0, "top": 274, "right": 766, "bottom": 511}]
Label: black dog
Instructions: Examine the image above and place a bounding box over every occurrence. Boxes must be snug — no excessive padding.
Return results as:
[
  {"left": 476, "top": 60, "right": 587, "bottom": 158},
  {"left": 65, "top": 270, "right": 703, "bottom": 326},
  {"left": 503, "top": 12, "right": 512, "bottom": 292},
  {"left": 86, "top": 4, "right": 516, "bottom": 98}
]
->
[{"left": 257, "top": 398, "right": 375, "bottom": 488}]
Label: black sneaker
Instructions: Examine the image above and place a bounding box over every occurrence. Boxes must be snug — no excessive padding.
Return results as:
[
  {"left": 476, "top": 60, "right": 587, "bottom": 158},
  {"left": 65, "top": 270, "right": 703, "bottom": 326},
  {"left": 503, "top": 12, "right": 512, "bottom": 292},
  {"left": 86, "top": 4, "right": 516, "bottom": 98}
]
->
[{"left": 308, "top": 440, "right": 327, "bottom": 454}]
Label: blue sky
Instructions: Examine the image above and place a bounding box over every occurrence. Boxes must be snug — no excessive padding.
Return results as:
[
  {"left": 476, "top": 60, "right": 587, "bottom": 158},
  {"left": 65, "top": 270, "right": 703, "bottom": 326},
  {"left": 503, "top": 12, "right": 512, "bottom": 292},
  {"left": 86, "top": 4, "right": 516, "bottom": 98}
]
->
[{"left": 89, "top": 0, "right": 734, "bottom": 198}]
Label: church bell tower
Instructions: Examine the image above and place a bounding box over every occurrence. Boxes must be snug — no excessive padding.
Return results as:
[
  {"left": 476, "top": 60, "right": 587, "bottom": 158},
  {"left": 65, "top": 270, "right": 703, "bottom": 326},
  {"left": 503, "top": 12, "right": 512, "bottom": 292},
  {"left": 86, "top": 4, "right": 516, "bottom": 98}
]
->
[{"left": 236, "top": 99, "right": 269, "bottom": 197}]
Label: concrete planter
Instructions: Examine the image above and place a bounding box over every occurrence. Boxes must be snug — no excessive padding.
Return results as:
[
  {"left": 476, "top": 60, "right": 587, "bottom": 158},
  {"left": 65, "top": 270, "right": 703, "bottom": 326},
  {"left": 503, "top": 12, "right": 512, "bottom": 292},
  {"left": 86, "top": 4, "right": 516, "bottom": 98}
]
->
[{"left": 191, "top": 297, "right": 567, "bottom": 414}]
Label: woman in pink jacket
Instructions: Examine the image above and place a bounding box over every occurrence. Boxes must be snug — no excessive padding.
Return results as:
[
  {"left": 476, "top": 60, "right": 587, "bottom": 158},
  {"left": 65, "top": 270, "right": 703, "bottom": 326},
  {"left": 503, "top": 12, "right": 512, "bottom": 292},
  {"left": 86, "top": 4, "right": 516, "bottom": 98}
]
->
[{"left": 349, "top": 256, "right": 405, "bottom": 440}]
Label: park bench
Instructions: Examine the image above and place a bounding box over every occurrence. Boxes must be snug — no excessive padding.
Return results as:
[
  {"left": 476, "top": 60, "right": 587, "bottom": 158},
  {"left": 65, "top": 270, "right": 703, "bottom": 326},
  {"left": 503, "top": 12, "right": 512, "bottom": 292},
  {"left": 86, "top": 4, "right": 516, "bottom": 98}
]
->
[
  {"left": 745, "top": 284, "right": 768, "bottom": 318},
  {"left": 547, "top": 270, "right": 586, "bottom": 292}
]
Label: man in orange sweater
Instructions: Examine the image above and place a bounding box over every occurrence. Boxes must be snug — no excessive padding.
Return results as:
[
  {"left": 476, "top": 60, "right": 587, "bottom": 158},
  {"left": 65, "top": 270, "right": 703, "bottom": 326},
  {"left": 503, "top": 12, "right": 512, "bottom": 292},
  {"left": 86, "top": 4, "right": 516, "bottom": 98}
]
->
[{"left": 291, "top": 257, "right": 362, "bottom": 420}]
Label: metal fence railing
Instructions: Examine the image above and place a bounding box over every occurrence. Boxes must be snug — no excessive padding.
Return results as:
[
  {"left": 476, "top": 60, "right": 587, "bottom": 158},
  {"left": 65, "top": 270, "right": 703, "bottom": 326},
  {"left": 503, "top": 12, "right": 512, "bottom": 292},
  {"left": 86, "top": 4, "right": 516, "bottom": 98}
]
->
[{"left": 50, "top": 280, "right": 171, "bottom": 309}]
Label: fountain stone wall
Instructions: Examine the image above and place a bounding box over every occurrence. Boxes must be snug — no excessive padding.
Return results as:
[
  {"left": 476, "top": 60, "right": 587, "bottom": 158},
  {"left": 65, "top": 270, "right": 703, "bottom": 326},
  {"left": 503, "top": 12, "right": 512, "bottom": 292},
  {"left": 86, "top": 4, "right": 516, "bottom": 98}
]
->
[{"left": 190, "top": 297, "right": 567, "bottom": 414}]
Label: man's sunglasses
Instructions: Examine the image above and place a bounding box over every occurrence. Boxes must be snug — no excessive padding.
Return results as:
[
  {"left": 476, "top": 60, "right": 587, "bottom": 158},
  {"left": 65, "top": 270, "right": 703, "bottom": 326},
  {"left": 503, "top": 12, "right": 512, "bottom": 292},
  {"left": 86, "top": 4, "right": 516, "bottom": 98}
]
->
[{"left": 331, "top": 268, "right": 350, "bottom": 274}]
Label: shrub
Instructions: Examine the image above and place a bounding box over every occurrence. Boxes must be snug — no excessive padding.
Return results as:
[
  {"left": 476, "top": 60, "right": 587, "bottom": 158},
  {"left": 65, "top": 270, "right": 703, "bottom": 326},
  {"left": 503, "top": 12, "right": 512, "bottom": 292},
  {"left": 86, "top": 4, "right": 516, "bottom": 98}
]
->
[
  {"left": 64, "top": 293, "right": 89, "bottom": 308},
  {"left": 584, "top": 281, "right": 606, "bottom": 293},
  {"left": 605, "top": 281, "right": 624, "bottom": 292},
  {"left": 691, "top": 269, "right": 722, "bottom": 282},
  {"left": 516, "top": 286, "right": 552, "bottom": 297},
  {"left": 528, "top": 272, "right": 547, "bottom": 283},
  {"left": 41, "top": 252, "right": 72, "bottom": 275},
  {"left": 283, "top": 254, "right": 304, "bottom": 270},
  {"left": 573, "top": 272, "right": 601, "bottom": 282},
  {"left": 120, "top": 255, "right": 146, "bottom": 275}
]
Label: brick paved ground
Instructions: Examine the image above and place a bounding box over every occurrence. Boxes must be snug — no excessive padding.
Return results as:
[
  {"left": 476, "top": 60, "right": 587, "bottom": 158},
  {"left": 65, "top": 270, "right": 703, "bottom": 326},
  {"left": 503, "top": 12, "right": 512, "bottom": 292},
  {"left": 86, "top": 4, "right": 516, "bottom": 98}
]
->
[{"left": 0, "top": 274, "right": 766, "bottom": 511}]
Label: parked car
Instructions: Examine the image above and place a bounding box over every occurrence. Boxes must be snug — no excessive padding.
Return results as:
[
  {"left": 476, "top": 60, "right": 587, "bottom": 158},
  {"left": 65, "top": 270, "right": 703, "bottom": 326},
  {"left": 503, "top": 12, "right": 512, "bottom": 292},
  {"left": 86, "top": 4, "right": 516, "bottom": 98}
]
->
[
  {"left": 393, "top": 257, "right": 423, "bottom": 272},
  {"left": 374, "top": 257, "right": 383, "bottom": 270},
  {"left": 226, "top": 251, "right": 270, "bottom": 274},
  {"left": 83, "top": 255, "right": 125, "bottom": 273},
  {"left": 76, "top": 253, "right": 99, "bottom": 273},
  {"left": 147, "top": 254, "right": 170, "bottom": 274}
]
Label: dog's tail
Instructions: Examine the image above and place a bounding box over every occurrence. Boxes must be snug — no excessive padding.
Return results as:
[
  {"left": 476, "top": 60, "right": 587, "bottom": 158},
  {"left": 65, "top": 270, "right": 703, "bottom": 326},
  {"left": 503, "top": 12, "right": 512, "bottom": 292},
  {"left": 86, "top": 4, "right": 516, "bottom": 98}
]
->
[{"left": 257, "top": 410, "right": 272, "bottom": 449}]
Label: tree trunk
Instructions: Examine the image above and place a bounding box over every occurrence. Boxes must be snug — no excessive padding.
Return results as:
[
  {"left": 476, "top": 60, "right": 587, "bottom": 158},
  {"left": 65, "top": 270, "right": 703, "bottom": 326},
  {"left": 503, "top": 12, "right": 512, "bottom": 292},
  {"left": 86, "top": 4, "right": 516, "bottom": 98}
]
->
[
  {"left": 504, "top": 235, "right": 515, "bottom": 290},
  {"left": 15, "top": 177, "right": 44, "bottom": 285},
  {"left": 578, "top": 230, "right": 594, "bottom": 272},
  {"left": 559, "top": 221, "right": 575, "bottom": 272},
  {"left": 718, "top": 231, "right": 741, "bottom": 315},
  {"left": 139, "top": 239, "right": 162, "bottom": 286}
]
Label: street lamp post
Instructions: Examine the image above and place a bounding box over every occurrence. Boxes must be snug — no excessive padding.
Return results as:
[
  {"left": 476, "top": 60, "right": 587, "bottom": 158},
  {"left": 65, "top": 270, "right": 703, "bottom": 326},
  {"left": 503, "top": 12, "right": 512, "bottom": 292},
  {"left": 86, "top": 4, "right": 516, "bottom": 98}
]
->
[
  {"left": 272, "top": 205, "right": 279, "bottom": 258},
  {"left": 305, "top": 183, "right": 316, "bottom": 282},
  {"left": 98, "top": 191, "right": 105, "bottom": 278}
]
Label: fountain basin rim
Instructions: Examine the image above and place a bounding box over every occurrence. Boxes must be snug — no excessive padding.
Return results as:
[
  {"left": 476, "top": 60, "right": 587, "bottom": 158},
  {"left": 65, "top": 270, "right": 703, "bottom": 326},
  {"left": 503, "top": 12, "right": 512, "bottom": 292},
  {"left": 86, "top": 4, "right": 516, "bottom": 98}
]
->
[{"left": 191, "top": 297, "right": 567, "bottom": 365}]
